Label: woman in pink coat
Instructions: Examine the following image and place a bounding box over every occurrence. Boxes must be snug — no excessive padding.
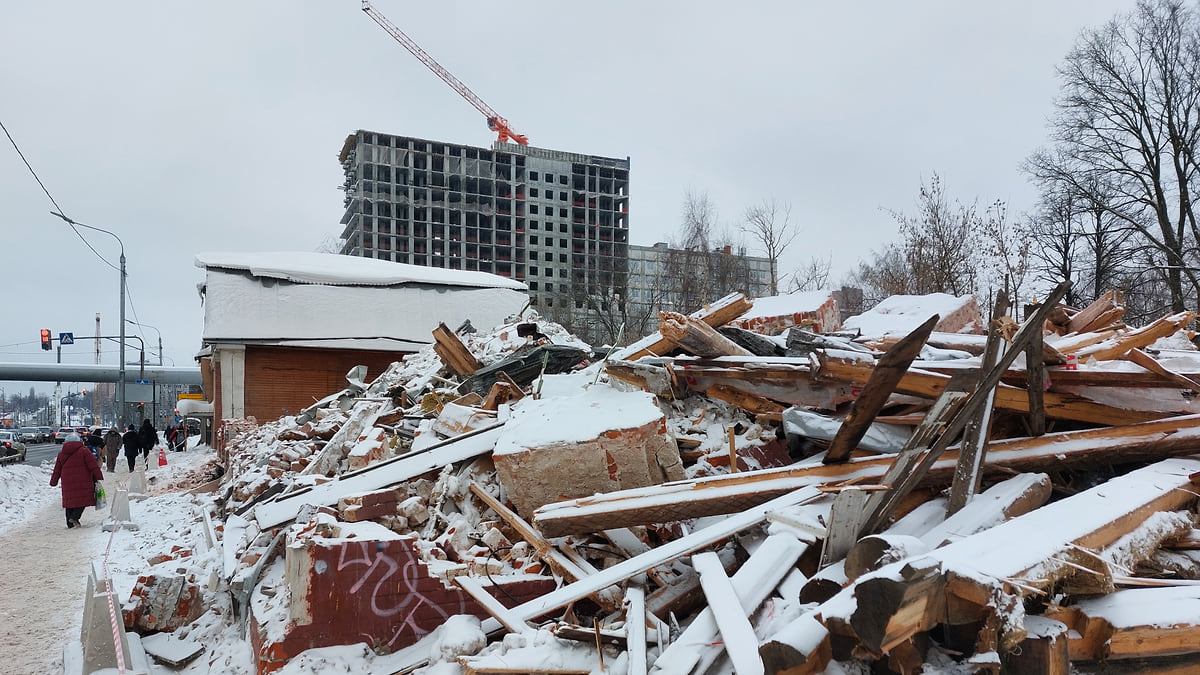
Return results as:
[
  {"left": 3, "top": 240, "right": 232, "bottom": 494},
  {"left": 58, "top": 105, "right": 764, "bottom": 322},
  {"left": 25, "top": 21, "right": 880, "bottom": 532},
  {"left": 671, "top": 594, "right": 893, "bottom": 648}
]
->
[{"left": 50, "top": 434, "right": 104, "bottom": 529}]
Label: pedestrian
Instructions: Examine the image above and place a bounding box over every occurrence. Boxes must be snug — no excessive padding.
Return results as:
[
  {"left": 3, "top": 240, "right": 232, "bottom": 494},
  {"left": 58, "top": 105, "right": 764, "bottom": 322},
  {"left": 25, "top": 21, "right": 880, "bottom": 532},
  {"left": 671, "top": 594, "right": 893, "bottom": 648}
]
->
[
  {"left": 122, "top": 423, "right": 140, "bottom": 472},
  {"left": 85, "top": 428, "right": 104, "bottom": 461},
  {"left": 167, "top": 425, "right": 181, "bottom": 452},
  {"left": 103, "top": 427, "right": 122, "bottom": 472},
  {"left": 138, "top": 419, "right": 157, "bottom": 460},
  {"left": 49, "top": 433, "right": 103, "bottom": 529}
]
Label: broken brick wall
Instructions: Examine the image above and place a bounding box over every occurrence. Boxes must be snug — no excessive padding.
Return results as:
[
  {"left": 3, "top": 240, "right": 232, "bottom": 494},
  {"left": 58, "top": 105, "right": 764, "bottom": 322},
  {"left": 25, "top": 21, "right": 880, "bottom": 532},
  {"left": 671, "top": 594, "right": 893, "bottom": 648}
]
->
[{"left": 249, "top": 529, "right": 553, "bottom": 674}]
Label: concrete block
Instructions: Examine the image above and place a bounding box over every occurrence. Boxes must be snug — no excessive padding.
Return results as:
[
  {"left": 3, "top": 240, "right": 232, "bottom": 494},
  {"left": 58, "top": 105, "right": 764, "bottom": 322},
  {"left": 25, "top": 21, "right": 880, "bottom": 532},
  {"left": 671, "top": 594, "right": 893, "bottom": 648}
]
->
[
  {"left": 127, "top": 470, "right": 148, "bottom": 501},
  {"left": 492, "top": 387, "right": 683, "bottom": 517},
  {"left": 80, "top": 561, "right": 142, "bottom": 675},
  {"left": 102, "top": 488, "right": 139, "bottom": 532}
]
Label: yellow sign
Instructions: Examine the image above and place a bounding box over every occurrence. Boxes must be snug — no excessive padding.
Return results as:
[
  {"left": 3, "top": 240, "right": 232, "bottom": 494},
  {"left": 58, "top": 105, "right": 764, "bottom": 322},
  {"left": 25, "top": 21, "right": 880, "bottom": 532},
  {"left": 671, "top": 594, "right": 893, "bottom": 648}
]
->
[{"left": 178, "top": 393, "right": 204, "bottom": 401}]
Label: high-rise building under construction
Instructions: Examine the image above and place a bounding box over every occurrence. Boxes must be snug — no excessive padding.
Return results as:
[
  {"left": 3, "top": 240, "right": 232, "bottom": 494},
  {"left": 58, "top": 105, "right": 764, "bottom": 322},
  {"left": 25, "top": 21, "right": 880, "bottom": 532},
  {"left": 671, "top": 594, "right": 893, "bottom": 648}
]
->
[{"left": 338, "top": 131, "right": 630, "bottom": 342}]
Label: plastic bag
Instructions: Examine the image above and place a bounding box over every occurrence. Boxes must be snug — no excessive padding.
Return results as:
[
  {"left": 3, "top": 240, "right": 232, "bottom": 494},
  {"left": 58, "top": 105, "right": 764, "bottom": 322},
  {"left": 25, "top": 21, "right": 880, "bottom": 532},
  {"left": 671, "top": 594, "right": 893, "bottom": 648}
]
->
[{"left": 95, "top": 482, "right": 107, "bottom": 510}]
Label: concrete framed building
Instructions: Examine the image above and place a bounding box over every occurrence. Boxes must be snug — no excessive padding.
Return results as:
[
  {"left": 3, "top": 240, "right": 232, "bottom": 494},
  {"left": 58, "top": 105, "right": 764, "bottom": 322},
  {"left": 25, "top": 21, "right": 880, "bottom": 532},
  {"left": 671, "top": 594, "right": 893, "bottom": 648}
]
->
[
  {"left": 337, "top": 131, "right": 630, "bottom": 344},
  {"left": 624, "top": 242, "right": 775, "bottom": 336}
]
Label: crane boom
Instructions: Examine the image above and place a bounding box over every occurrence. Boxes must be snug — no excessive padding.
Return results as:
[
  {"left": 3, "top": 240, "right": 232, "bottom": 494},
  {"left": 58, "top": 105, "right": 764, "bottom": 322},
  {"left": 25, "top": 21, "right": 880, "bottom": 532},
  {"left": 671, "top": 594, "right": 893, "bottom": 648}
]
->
[{"left": 361, "top": 1, "right": 529, "bottom": 146}]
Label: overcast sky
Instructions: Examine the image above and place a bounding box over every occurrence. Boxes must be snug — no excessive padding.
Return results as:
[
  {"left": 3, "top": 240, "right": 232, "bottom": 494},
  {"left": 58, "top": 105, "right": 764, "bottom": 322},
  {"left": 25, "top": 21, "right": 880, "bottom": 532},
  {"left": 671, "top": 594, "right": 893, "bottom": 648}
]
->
[{"left": 1, "top": 1, "right": 1134, "bottom": 396}]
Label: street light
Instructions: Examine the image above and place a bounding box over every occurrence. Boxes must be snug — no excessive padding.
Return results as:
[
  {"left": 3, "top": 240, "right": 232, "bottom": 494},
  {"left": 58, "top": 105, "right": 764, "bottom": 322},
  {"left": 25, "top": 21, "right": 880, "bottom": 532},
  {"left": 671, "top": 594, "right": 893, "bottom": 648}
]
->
[
  {"left": 50, "top": 211, "right": 128, "bottom": 427},
  {"left": 126, "top": 319, "right": 162, "bottom": 366}
]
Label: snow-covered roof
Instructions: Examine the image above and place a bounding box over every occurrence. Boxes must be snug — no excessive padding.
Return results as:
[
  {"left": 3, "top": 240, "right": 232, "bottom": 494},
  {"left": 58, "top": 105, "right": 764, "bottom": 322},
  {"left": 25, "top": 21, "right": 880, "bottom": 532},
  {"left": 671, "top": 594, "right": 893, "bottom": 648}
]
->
[{"left": 195, "top": 251, "right": 528, "bottom": 291}]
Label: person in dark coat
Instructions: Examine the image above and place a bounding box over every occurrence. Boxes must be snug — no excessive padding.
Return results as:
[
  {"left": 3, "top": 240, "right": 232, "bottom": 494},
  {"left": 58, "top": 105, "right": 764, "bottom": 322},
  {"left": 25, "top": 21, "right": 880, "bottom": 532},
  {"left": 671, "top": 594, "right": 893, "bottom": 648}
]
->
[
  {"left": 103, "top": 427, "right": 122, "bottom": 472},
  {"left": 122, "top": 423, "right": 141, "bottom": 472},
  {"left": 138, "top": 419, "right": 157, "bottom": 460},
  {"left": 50, "top": 434, "right": 104, "bottom": 528},
  {"left": 84, "top": 428, "right": 104, "bottom": 461}
]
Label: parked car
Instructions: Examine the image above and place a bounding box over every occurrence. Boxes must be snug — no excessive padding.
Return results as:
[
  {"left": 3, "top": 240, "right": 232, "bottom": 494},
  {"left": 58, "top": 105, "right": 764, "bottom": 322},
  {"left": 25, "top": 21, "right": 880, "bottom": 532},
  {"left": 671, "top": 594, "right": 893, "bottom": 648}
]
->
[
  {"left": 54, "top": 427, "right": 75, "bottom": 444},
  {"left": 0, "top": 430, "right": 26, "bottom": 463},
  {"left": 17, "top": 427, "right": 42, "bottom": 443}
]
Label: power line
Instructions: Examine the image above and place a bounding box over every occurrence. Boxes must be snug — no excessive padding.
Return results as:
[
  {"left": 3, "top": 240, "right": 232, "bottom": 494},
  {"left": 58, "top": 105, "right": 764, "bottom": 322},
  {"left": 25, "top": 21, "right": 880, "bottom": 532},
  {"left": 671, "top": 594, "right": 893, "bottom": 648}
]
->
[{"left": 1, "top": 117, "right": 120, "bottom": 273}]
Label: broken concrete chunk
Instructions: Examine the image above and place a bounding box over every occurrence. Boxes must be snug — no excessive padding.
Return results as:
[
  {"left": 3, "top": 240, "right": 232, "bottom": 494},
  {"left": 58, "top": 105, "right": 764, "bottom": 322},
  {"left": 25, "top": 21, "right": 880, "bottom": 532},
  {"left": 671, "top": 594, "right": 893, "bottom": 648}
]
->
[{"left": 492, "top": 387, "right": 683, "bottom": 517}]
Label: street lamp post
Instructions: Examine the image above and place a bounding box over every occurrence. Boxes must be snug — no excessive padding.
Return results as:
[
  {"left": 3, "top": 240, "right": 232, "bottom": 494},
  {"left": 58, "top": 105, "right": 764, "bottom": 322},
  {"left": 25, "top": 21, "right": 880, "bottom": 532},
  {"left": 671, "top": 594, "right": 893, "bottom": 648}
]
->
[
  {"left": 50, "top": 212, "right": 127, "bottom": 427},
  {"left": 126, "top": 319, "right": 162, "bottom": 366}
]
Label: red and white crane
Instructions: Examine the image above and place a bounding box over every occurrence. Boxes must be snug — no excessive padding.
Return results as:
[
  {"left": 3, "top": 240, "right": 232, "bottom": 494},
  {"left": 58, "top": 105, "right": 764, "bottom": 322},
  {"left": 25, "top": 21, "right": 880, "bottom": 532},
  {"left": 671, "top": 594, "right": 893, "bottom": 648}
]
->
[{"left": 361, "top": 1, "right": 530, "bottom": 146}]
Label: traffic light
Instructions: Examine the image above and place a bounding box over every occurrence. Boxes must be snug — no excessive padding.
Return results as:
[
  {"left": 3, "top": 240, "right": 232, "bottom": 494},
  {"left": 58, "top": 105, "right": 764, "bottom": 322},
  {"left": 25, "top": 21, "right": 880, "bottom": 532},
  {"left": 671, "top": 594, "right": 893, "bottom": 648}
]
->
[{"left": 40, "top": 329, "right": 51, "bottom": 351}]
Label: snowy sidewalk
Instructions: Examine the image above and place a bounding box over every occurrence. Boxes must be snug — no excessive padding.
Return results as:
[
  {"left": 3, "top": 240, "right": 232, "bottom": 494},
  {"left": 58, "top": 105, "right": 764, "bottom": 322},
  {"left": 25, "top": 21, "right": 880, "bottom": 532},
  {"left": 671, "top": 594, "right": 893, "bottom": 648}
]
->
[{"left": 0, "top": 497, "right": 103, "bottom": 674}]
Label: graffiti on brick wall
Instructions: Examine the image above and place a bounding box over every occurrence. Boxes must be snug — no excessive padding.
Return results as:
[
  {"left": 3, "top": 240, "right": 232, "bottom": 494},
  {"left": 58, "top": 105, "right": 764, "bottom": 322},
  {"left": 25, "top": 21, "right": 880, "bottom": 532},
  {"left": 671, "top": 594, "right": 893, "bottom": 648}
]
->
[{"left": 336, "top": 540, "right": 469, "bottom": 648}]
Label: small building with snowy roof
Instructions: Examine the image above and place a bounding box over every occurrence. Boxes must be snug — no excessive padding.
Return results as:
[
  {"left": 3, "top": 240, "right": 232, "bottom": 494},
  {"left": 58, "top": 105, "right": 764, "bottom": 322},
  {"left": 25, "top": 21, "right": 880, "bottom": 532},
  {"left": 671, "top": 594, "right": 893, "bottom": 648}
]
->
[
  {"left": 842, "top": 292, "right": 983, "bottom": 340},
  {"left": 195, "top": 251, "right": 528, "bottom": 435}
]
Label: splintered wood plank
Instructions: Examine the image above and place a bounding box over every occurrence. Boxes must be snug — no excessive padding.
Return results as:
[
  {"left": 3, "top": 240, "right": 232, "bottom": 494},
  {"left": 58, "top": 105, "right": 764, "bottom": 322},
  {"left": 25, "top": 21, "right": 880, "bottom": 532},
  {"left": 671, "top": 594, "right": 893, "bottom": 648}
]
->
[
  {"left": 692, "top": 551, "right": 765, "bottom": 675},
  {"left": 659, "top": 311, "right": 754, "bottom": 358},
  {"left": 815, "top": 354, "right": 1164, "bottom": 426},
  {"left": 947, "top": 292, "right": 1010, "bottom": 515},
  {"left": 433, "top": 322, "right": 481, "bottom": 376},
  {"left": 1123, "top": 348, "right": 1200, "bottom": 394},
  {"left": 823, "top": 314, "right": 939, "bottom": 464},
  {"left": 817, "top": 487, "right": 874, "bottom": 569},
  {"left": 625, "top": 585, "right": 648, "bottom": 675},
  {"left": 613, "top": 292, "right": 753, "bottom": 362},
  {"left": 499, "top": 487, "right": 822, "bottom": 626},
  {"left": 759, "top": 612, "right": 832, "bottom": 675},
  {"left": 1068, "top": 289, "right": 1125, "bottom": 334},
  {"left": 706, "top": 384, "right": 787, "bottom": 415},
  {"left": 1075, "top": 311, "right": 1195, "bottom": 362},
  {"left": 652, "top": 534, "right": 808, "bottom": 675},
  {"left": 454, "top": 575, "right": 533, "bottom": 635}
]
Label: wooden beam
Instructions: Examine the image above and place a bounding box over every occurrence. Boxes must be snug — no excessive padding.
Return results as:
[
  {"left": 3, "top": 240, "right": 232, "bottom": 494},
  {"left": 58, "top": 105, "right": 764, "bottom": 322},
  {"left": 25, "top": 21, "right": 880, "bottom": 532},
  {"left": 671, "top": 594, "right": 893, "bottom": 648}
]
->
[
  {"left": 824, "top": 314, "right": 938, "bottom": 464},
  {"left": 613, "top": 292, "right": 754, "bottom": 362},
  {"left": 1068, "top": 289, "right": 1125, "bottom": 334},
  {"left": 454, "top": 575, "right": 533, "bottom": 635},
  {"left": 1075, "top": 311, "right": 1195, "bottom": 362},
  {"left": 816, "top": 354, "right": 1165, "bottom": 426},
  {"left": 532, "top": 413, "right": 1200, "bottom": 537},
  {"left": 432, "top": 322, "right": 481, "bottom": 376},
  {"left": 692, "top": 551, "right": 766, "bottom": 675},
  {"left": 947, "top": 292, "right": 1009, "bottom": 515},
  {"left": 1123, "top": 349, "right": 1200, "bottom": 394},
  {"left": 706, "top": 384, "right": 787, "bottom": 415},
  {"left": 659, "top": 311, "right": 754, "bottom": 358}
]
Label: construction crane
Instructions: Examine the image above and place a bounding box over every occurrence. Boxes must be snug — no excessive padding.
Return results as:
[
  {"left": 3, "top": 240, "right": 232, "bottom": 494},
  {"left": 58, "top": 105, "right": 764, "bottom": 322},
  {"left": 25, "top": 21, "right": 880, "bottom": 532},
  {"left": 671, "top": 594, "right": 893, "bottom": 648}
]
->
[{"left": 361, "top": 1, "right": 529, "bottom": 146}]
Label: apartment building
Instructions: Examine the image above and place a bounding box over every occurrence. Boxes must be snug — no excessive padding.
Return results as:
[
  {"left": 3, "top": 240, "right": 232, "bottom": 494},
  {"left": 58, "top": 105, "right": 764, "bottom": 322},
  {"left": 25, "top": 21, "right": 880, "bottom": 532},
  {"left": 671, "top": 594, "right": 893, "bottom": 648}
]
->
[
  {"left": 625, "top": 242, "right": 775, "bottom": 336},
  {"left": 337, "top": 131, "right": 630, "bottom": 343}
]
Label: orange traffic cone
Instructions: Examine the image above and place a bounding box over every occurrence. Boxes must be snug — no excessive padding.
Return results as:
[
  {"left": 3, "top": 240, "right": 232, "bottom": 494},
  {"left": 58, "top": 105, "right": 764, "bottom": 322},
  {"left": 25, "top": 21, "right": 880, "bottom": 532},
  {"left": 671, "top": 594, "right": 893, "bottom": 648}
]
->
[{"left": 158, "top": 446, "right": 168, "bottom": 467}]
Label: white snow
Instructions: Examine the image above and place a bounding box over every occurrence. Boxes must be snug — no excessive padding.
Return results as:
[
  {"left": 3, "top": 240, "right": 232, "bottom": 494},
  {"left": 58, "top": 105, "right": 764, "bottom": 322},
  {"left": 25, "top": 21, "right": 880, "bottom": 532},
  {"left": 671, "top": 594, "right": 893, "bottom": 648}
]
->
[
  {"left": 195, "top": 250, "right": 528, "bottom": 290},
  {"left": 843, "top": 292, "right": 976, "bottom": 339}
]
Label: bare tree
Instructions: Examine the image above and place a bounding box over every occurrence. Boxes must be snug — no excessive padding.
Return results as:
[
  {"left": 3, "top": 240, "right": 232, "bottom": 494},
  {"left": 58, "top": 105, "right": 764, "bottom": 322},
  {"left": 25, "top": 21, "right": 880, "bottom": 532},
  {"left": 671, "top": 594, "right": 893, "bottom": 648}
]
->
[
  {"left": 789, "top": 254, "right": 832, "bottom": 293},
  {"left": 978, "top": 200, "right": 1032, "bottom": 307},
  {"left": 743, "top": 199, "right": 800, "bottom": 295},
  {"left": 1024, "top": 0, "right": 1200, "bottom": 313}
]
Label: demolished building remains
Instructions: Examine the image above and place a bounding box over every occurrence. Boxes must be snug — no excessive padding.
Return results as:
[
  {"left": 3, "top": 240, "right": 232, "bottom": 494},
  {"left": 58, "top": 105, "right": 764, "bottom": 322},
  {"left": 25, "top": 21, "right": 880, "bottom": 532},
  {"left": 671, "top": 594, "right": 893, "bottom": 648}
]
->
[{"left": 89, "top": 285, "right": 1200, "bottom": 674}]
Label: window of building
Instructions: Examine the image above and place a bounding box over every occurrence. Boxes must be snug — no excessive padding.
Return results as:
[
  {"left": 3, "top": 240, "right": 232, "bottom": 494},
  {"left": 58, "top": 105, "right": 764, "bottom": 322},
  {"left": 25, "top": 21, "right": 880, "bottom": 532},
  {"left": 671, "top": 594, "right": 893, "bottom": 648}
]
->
[
  {"left": 559, "top": 253, "right": 567, "bottom": 263},
  {"left": 529, "top": 281, "right": 538, "bottom": 291},
  {"left": 559, "top": 222, "right": 568, "bottom": 232},
  {"left": 529, "top": 266, "right": 538, "bottom": 275},
  {"left": 546, "top": 297, "right": 553, "bottom": 307},
  {"left": 544, "top": 252, "right": 553, "bottom": 261},
  {"left": 559, "top": 209, "right": 568, "bottom": 219},
  {"left": 559, "top": 175, "right": 568, "bottom": 185},
  {"left": 544, "top": 267, "right": 553, "bottom": 276},
  {"left": 545, "top": 173, "right": 553, "bottom": 183},
  {"left": 559, "top": 239, "right": 567, "bottom": 248},
  {"left": 530, "top": 236, "right": 538, "bottom": 245},
  {"left": 545, "top": 237, "right": 553, "bottom": 247},
  {"left": 530, "top": 205, "right": 538, "bottom": 215},
  {"left": 559, "top": 191, "right": 567, "bottom": 201},
  {"left": 529, "top": 188, "right": 538, "bottom": 198},
  {"left": 530, "top": 171, "right": 538, "bottom": 181},
  {"left": 546, "top": 283, "right": 554, "bottom": 293},
  {"left": 632, "top": 289, "right": 641, "bottom": 299},
  {"left": 559, "top": 269, "right": 567, "bottom": 278},
  {"left": 530, "top": 221, "right": 538, "bottom": 230}
]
